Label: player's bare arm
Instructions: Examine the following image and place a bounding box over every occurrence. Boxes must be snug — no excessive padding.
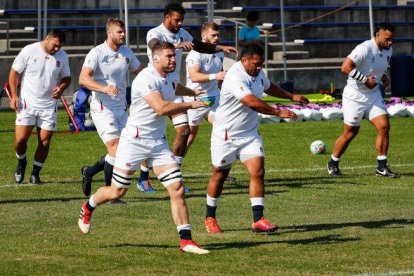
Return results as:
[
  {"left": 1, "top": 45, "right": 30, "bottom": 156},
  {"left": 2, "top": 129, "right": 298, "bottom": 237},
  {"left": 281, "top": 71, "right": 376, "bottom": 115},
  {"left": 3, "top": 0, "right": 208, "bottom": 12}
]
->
[
  {"left": 8, "top": 68, "right": 20, "bottom": 111},
  {"left": 341, "top": 57, "right": 377, "bottom": 89},
  {"left": 240, "top": 94, "right": 297, "bottom": 120},
  {"left": 144, "top": 91, "right": 205, "bottom": 116},
  {"left": 188, "top": 65, "right": 226, "bottom": 83},
  {"left": 174, "top": 83, "right": 204, "bottom": 96},
  {"left": 52, "top": 76, "right": 71, "bottom": 99},
  {"left": 79, "top": 67, "right": 119, "bottom": 96},
  {"left": 264, "top": 82, "right": 309, "bottom": 104}
]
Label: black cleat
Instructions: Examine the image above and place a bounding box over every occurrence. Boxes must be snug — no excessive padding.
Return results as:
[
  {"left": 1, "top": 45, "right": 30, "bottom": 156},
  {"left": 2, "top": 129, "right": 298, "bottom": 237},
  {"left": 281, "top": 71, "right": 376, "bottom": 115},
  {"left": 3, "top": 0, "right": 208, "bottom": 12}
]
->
[
  {"left": 14, "top": 158, "right": 27, "bottom": 183},
  {"left": 29, "top": 174, "right": 42, "bottom": 185},
  {"left": 81, "top": 166, "right": 92, "bottom": 196},
  {"left": 327, "top": 160, "right": 341, "bottom": 177},
  {"left": 376, "top": 164, "right": 399, "bottom": 178}
]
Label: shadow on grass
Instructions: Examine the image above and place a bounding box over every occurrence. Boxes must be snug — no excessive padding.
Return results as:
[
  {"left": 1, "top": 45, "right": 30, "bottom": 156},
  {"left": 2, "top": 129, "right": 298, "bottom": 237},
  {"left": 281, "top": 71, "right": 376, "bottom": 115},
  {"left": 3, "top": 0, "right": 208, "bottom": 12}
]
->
[
  {"left": 281, "top": 218, "right": 414, "bottom": 233},
  {"left": 0, "top": 196, "right": 86, "bottom": 204},
  {"left": 265, "top": 175, "right": 365, "bottom": 188}
]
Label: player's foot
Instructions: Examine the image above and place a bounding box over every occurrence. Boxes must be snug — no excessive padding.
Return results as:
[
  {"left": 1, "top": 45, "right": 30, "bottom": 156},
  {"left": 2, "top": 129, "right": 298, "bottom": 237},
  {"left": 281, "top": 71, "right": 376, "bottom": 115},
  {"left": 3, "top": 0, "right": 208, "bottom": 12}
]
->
[
  {"left": 225, "top": 175, "right": 237, "bottom": 183},
  {"left": 29, "top": 174, "right": 42, "bottom": 185},
  {"left": 179, "top": 239, "right": 209, "bottom": 254},
  {"left": 78, "top": 202, "right": 92, "bottom": 234},
  {"left": 14, "top": 158, "right": 27, "bottom": 183},
  {"left": 107, "top": 198, "right": 127, "bottom": 204},
  {"left": 204, "top": 217, "right": 223, "bottom": 234},
  {"left": 137, "top": 179, "right": 156, "bottom": 194},
  {"left": 327, "top": 160, "right": 341, "bottom": 177},
  {"left": 251, "top": 217, "right": 278, "bottom": 233},
  {"left": 376, "top": 164, "right": 399, "bottom": 178},
  {"left": 81, "top": 166, "right": 92, "bottom": 196}
]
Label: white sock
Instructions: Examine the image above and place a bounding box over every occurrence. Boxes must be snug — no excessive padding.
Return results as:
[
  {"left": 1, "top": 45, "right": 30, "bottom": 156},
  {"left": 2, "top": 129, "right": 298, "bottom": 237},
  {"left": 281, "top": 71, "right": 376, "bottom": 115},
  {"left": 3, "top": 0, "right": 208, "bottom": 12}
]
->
[
  {"left": 140, "top": 165, "right": 149, "bottom": 172},
  {"left": 331, "top": 155, "right": 340, "bottom": 162},
  {"left": 177, "top": 224, "right": 191, "bottom": 232},
  {"left": 250, "top": 197, "right": 264, "bottom": 207},
  {"left": 88, "top": 195, "right": 97, "bottom": 208},
  {"left": 206, "top": 194, "right": 219, "bottom": 207},
  {"left": 33, "top": 160, "right": 44, "bottom": 167},
  {"left": 377, "top": 155, "right": 387, "bottom": 161},
  {"left": 16, "top": 153, "right": 26, "bottom": 159}
]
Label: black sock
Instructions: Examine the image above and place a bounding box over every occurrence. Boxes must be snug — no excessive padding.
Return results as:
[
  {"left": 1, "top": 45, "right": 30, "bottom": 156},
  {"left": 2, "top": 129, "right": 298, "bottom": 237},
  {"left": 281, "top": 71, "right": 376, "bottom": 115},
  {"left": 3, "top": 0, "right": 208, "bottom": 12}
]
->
[
  {"left": 32, "top": 164, "right": 42, "bottom": 176},
  {"left": 86, "top": 155, "right": 106, "bottom": 176},
  {"left": 329, "top": 158, "right": 339, "bottom": 165},
  {"left": 85, "top": 201, "right": 95, "bottom": 213},
  {"left": 140, "top": 168, "right": 149, "bottom": 181},
  {"left": 104, "top": 161, "right": 113, "bottom": 186},
  {"left": 377, "top": 159, "right": 387, "bottom": 168},
  {"left": 252, "top": 205, "right": 264, "bottom": 222},
  {"left": 206, "top": 205, "right": 217, "bottom": 219},
  {"left": 179, "top": 229, "right": 192, "bottom": 240}
]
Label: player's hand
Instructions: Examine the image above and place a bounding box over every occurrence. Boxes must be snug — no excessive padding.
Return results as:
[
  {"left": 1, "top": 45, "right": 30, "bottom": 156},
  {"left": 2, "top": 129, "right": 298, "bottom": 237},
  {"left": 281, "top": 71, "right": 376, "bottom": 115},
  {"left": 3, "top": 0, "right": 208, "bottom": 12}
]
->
[
  {"left": 291, "top": 94, "right": 309, "bottom": 105},
  {"left": 9, "top": 96, "right": 19, "bottom": 111},
  {"left": 220, "top": 45, "right": 238, "bottom": 57},
  {"left": 277, "top": 109, "right": 298, "bottom": 120},
  {"left": 365, "top": 76, "right": 377, "bottom": 89},
  {"left": 103, "top": 84, "right": 119, "bottom": 96},
  {"left": 190, "top": 99, "right": 207, "bottom": 109},
  {"left": 192, "top": 89, "right": 206, "bottom": 96},
  {"left": 215, "top": 71, "right": 227, "bottom": 81},
  {"left": 176, "top": 41, "right": 194, "bottom": 51},
  {"left": 52, "top": 86, "right": 63, "bottom": 99},
  {"left": 381, "top": 75, "right": 390, "bottom": 89}
]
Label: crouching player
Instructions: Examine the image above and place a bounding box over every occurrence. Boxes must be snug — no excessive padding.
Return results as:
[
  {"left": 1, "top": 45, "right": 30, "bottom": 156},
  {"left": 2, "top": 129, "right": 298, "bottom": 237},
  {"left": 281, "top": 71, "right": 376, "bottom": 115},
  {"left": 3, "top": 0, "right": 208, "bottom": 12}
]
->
[
  {"left": 78, "top": 41, "right": 209, "bottom": 254},
  {"left": 204, "top": 44, "right": 309, "bottom": 234}
]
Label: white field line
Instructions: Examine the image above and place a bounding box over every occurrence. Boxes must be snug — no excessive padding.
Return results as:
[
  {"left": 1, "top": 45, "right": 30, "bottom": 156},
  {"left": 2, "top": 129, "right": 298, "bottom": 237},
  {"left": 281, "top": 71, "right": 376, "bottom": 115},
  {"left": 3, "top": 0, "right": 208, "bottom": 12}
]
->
[
  {"left": 1, "top": 163, "right": 413, "bottom": 188},
  {"left": 352, "top": 269, "right": 414, "bottom": 276}
]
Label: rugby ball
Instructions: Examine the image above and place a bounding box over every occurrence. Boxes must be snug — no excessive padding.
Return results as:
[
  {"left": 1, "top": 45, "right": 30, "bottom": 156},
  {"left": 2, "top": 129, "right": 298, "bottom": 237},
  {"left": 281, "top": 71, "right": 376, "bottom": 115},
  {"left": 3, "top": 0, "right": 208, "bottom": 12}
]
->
[
  {"left": 310, "top": 140, "right": 326, "bottom": 154},
  {"left": 201, "top": 96, "right": 215, "bottom": 107}
]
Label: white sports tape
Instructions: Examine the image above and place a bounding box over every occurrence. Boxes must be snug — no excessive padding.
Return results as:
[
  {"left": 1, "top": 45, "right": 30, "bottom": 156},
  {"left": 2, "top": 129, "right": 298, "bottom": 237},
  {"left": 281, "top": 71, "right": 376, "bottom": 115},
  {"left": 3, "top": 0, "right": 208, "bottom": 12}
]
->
[
  {"left": 349, "top": 68, "right": 368, "bottom": 83},
  {"left": 157, "top": 167, "right": 183, "bottom": 187},
  {"left": 112, "top": 170, "right": 132, "bottom": 188},
  {"left": 172, "top": 113, "right": 188, "bottom": 128}
]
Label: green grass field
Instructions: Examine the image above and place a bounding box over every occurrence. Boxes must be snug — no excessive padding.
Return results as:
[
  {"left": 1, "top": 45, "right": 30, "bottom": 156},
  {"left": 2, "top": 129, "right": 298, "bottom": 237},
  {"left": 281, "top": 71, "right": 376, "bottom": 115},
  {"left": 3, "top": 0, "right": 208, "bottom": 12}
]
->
[{"left": 0, "top": 111, "right": 413, "bottom": 275}]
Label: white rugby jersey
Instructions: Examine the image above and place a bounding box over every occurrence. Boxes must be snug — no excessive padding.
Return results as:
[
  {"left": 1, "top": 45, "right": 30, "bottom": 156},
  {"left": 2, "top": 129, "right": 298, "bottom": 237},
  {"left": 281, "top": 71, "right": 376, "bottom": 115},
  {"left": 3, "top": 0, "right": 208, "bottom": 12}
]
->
[
  {"left": 127, "top": 65, "right": 179, "bottom": 139},
  {"left": 185, "top": 50, "right": 224, "bottom": 98},
  {"left": 146, "top": 23, "right": 193, "bottom": 75},
  {"left": 347, "top": 37, "right": 392, "bottom": 93},
  {"left": 12, "top": 42, "right": 70, "bottom": 110},
  {"left": 83, "top": 41, "right": 141, "bottom": 111},
  {"left": 213, "top": 61, "right": 270, "bottom": 140}
]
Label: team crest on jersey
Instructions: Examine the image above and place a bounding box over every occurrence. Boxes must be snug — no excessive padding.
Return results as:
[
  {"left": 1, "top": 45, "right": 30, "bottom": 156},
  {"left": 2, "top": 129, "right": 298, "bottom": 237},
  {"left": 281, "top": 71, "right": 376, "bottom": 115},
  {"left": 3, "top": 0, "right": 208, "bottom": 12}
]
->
[
  {"left": 56, "top": 61, "right": 60, "bottom": 67},
  {"left": 125, "top": 57, "right": 130, "bottom": 64},
  {"left": 125, "top": 162, "right": 131, "bottom": 167}
]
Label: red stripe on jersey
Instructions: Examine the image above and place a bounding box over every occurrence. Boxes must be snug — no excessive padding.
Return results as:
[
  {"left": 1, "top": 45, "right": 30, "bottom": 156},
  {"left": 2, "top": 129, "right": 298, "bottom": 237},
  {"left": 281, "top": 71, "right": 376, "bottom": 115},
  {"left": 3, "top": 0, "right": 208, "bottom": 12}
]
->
[
  {"left": 135, "top": 127, "right": 139, "bottom": 138},
  {"left": 224, "top": 129, "right": 228, "bottom": 141},
  {"left": 23, "top": 99, "right": 27, "bottom": 109}
]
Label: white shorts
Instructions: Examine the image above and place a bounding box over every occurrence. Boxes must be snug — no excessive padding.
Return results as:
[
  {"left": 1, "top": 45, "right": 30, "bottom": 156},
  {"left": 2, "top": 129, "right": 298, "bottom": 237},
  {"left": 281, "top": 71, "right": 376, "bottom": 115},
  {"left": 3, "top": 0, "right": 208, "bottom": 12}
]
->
[
  {"left": 16, "top": 107, "right": 57, "bottom": 131},
  {"left": 91, "top": 108, "right": 127, "bottom": 143},
  {"left": 185, "top": 95, "right": 219, "bottom": 127},
  {"left": 342, "top": 86, "right": 387, "bottom": 126},
  {"left": 114, "top": 127, "right": 178, "bottom": 173},
  {"left": 211, "top": 133, "right": 265, "bottom": 168}
]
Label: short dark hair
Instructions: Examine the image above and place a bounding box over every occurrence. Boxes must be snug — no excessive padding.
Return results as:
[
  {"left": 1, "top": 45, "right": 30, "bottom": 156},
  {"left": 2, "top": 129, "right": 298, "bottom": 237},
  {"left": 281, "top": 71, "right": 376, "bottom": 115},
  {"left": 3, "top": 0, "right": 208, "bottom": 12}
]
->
[
  {"left": 106, "top": 18, "right": 125, "bottom": 32},
  {"left": 374, "top": 22, "right": 395, "bottom": 35},
  {"left": 47, "top": 29, "right": 65, "bottom": 43},
  {"left": 241, "top": 44, "right": 264, "bottom": 58},
  {"left": 201, "top": 22, "right": 219, "bottom": 33},
  {"left": 246, "top": 11, "right": 259, "bottom": 22},
  {"left": 164, "top": 2, "right": 185, "bottom": 16},
  {"left": 152, "top": 41, "right": 175, "bottom": 56}
]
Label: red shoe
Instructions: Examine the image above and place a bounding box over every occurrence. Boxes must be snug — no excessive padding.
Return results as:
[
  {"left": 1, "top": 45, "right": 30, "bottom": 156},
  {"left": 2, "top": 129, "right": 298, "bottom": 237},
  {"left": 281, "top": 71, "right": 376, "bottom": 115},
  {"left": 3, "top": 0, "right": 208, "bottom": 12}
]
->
[
  {"left": 251, "top": 217, "right": 278, "bottom": 233},
  {"left": 78, "top": 202, "right": 92, "bottom": 234},
  {"left": 204, "top": 217, "right": 223, "bottom": 234},
  {"left": 179, "top": 239, "right": 209, "bottom": 254}
]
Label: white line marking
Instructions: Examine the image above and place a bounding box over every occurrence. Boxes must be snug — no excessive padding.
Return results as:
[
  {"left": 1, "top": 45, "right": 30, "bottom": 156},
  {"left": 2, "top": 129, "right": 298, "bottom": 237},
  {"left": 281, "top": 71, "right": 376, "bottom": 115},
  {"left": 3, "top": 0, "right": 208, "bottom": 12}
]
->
[{"left": 353, "top": 269, "right": 414, "bottom": 276}]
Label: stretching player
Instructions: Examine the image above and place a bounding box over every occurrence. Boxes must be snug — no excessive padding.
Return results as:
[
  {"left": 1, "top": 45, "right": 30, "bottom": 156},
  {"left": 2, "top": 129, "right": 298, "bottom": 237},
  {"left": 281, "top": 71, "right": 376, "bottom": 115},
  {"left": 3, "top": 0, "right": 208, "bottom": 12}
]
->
[
  {"left": 137, "top": 2, "right": 237, "bottom": 193},
  {"left": 203, "top": 44, "right": 308, "bottom": 234},
  {"left": 79, "top": 19, "right": 142, "bottom": 199},
  {"left": 9, "top": 29, "right": 71, "bottom": 184},
  {"left": 327, "top": 22, "right": 398, "bottom": 178},
  {"left": 78, "top": 41, "right": 209, "bottom": 254}
]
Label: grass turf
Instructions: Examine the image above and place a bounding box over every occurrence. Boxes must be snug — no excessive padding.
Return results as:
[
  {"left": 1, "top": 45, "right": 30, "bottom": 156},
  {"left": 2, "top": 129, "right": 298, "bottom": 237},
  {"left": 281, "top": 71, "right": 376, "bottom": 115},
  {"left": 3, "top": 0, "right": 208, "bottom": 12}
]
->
[{"left": 0, "top": 111, "right": 413, "bottom": 275}]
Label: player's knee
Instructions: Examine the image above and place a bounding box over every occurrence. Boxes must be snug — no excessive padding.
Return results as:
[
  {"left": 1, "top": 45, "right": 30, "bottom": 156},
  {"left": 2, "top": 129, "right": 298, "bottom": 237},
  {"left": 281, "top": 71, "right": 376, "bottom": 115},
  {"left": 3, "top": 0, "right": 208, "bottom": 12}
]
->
[
  {"left": 158, "top": 167, "right": 183, "bottom": 188},
  {"left": 250, "top": 168, "right": 264, "bottom": 179}
]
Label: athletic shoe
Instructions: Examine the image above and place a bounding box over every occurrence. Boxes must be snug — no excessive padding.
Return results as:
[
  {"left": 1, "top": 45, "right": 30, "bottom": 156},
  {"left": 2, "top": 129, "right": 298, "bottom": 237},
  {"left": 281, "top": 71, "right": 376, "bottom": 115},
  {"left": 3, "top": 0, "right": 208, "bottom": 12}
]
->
[
  {"left": 204, "top": 217, "right": 223, "bottom": 234},
  {"left": 376, "top": 164, "right": 398, "bottom": 178},
  {"left": 107, "top": 198, "right": 127, "bottom": 204},
  {"left": 225, "top": 175, "right": 237, "bottom": 183},
  {"left": 29, "top": 174, "right": 42, "bottom": 185},
  {"left": 14, "top": 158, "right": 27, "bottom": 184},
  {"left": 81, "top": 166, "right": 92, "bottom": 196},
  {"left": 78, "top": 202, "right": 92, "bottom": 234},
  {"left": 327, "top": 160, "right": 341, "bottom": 177},
  {"left": 179, "top": 239, "right": 209, "bottom": 254},
  {"left": 251, "top": 217, "right": 278, "bottom": 233},
  {"left": 137, "top": 179, "right": 156, "bottom": 194}
]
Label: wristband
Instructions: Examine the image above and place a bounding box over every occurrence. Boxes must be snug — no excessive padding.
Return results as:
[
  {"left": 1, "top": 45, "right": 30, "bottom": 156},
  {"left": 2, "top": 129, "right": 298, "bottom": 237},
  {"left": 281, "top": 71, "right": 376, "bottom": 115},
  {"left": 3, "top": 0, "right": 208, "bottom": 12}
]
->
[
  {"left": 208, "top": 74, "right": 216, "bottom": 81},
  {"left": 349, "top": 68, "right": 368, "bottom": 83}
]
